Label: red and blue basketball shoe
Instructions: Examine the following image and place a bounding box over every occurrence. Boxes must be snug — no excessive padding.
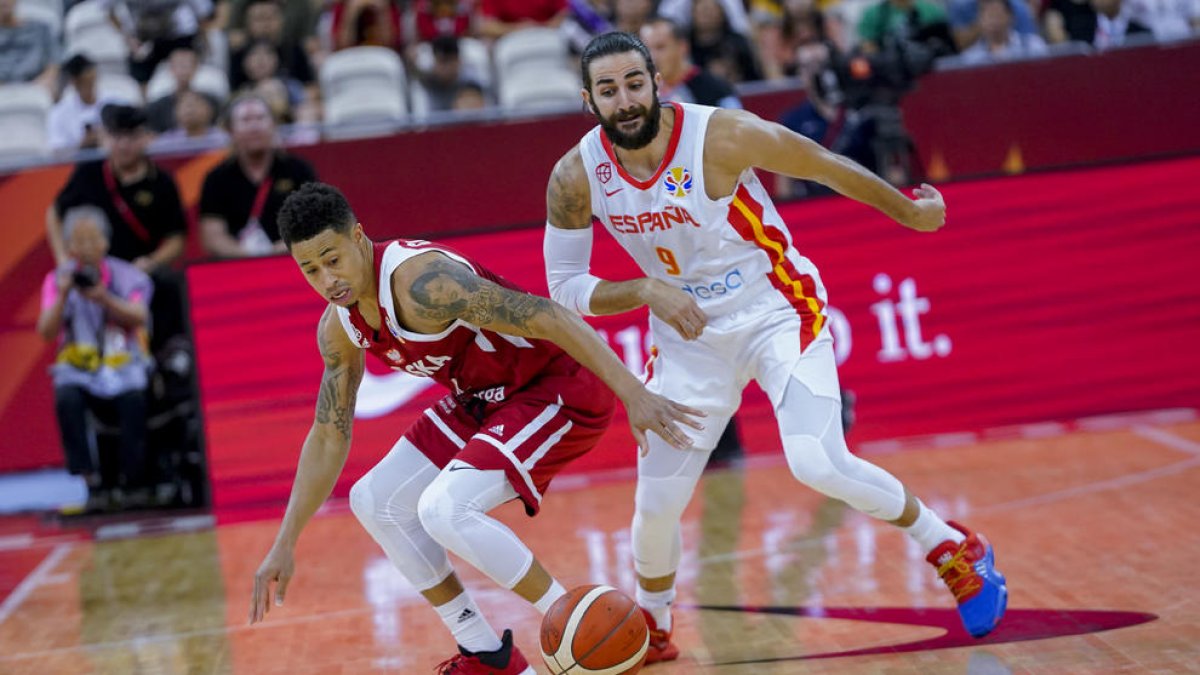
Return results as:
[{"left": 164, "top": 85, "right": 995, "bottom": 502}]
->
[
  {"left": 435, "top": 629, "right": 535, "bottom": 674},
  {"left": 926, "top": 521, "right": 1008, "bottom": 638},
  {"left": 639, "top": 608, "right": 680, "bottom": 664}
]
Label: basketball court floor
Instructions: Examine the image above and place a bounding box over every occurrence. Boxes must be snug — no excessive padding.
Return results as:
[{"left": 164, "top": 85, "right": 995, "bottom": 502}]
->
[{"left": 1, "top": 409, "right": 1198, "bottom": 674}]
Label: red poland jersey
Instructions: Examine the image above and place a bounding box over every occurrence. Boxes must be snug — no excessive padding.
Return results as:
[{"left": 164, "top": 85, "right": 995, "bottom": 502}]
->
[{"left": 335, "top": 239, "right": 565, "bottom": 403}]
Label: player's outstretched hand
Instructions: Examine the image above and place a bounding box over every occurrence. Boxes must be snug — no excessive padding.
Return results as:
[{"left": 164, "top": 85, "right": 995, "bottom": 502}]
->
[
  {"left": 645, "top": 280, "right": 707, "bottom": 341},
  {"left": 625, "top": 389, "right": 706, "bottom": 456},
  {"left": 906, "top": 183, "right": 946, "bottom": 232},
  {"left": 250, "top": 543, "right": 295, "bottom": 625}
]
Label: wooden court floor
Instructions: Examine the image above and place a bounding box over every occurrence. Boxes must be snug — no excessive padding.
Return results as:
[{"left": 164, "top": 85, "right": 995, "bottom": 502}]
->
[{"left": 2, "top": 413, "right": 1199, "bottom": 674}]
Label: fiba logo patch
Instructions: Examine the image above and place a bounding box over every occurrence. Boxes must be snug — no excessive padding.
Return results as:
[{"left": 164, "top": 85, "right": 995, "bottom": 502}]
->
[
  {"left": 596, "top": 162, "right": 613, "bottom": 184},
  {"left": 663, "top": 167, "right": 692, "bottom": 198}
]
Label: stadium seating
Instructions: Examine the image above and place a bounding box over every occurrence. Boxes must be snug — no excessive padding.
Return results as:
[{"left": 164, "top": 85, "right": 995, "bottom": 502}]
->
[
  {"left": 0, "top": 84, "right": 52, "bottom": 157},
  {"left": 320, "top": 47, "right": 408, "bottom": 128}
]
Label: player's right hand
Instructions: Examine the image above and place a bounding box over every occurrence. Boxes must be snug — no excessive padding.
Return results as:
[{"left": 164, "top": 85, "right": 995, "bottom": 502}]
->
[
  {"left": 625, "top": 389, "right": 707, "bottom": 455},
  {"left": 250, "top": 543, "right": 295, "bottom": 625},
  {"left": 645, "top": 280, "right": 707, "bottom": 341}
]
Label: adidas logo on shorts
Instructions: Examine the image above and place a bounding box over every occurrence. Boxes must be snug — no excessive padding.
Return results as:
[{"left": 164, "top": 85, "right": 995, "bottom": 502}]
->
[{"left": 489, "top": 424, "right": 505, "bottom": 436}]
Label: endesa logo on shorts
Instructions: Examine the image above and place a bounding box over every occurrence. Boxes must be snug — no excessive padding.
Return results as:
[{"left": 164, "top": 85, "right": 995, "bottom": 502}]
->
[
  {"left": 609, "top": 205, "right": 701, "bottom": 235},
  {"left": 681, "top": 269, "right": 744, "bottom": 300}
]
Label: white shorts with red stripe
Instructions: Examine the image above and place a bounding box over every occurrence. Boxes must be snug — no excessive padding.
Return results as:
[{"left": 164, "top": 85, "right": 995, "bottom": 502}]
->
[
  {"left": 403, "top": 359, "right": 614, "bottom": 515},
  {"left": 644, "top": 287, "right": 840, "bottom": 451}
]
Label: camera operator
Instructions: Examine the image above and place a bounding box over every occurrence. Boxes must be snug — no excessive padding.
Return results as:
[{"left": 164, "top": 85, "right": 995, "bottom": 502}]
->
[{"left": 37, "top": 206, "right": 154, "bottom": 511}]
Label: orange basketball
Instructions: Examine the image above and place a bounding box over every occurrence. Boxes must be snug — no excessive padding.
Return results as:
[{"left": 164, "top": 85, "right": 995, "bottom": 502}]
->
[{"left": 540, "top": 585, "right": 649, "bottom": 675}]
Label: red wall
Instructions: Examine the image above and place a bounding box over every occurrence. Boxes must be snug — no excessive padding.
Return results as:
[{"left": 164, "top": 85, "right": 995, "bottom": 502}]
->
[{"left": 189, "top": 156, "right": 1200, "bottom": 511}]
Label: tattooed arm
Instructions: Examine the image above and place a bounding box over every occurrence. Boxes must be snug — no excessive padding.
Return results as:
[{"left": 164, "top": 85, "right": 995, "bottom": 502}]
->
[
  {"left": 251, "top": 306, "right": 364, "bottom": 623},
  {"left": 396, "top": 253, "right": 705, "bottom": 452},
  {"left": 545, "top": 147, "right": 708, "bottom": 341}
]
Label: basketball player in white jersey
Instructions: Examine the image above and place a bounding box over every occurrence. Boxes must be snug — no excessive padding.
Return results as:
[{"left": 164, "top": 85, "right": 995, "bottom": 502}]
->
[{"left": 543, "top": 32, "right": 1008, "bottom": 662}]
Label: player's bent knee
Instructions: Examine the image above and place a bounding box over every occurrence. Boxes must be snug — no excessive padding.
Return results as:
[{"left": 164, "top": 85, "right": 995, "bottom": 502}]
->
[
  {"left": 634, "top": 476, "right": 694, "bottom": 524},
  {"left": 348, "top": 473, "right": 377, "bottom": 526},
  {"left": 783, "top": 434, "right": 844, "bottom": 493}
]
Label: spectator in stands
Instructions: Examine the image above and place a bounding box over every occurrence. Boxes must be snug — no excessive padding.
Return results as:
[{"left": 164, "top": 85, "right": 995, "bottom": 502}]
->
[
  {"left": 959, "top": 0, "right": 1048, "bottom": 63},
  {"left": 1127, "top": 0, "right": 1200, "bottom": 39},
  {"left": 1089, "top": 0, "right": 1154, "bottom": 45},
  {"left": 563, "top": 0, "right": 614, "bottom": 52},
  {"left": 47, "top": 55, "right": 107, "bottom": 154},
  {"left": 414, "top": 0, "right": 475, "bottom": 42},
  {"left": 856, "top": 0, "right": 950, "bottom": 52},
  {"left": 641, "top": 17, "right": 742, "bottom": 107},
  {"left": 231, "top": 0, "right": 315, "bottom": 90},
  {"left": 690, "top": 0, "right": 764, "bottom": 82},
  {"left": 237, "top": 39, "right": 303, "bottom": 121},
  {"left": 761, "top": 1, "right": 827, "bottom": 79},
  {"left": 0, "top": 0, "right": 59, "bottom": 91},
  {"left": 99, "top": 0, "right": 214, "bottom": 85},
  {"left": 37, "top": 206, "right": 153, "bottom": 511},
  {"left": 328, "top": 0, "right": 403, "bottom": 52},
  {"left": 152, "top": 88, "right": 227, "bottom": 149},
  {"left": 198, "top": 94, "right": 316, "bottom": 258},
  {"left": 452, "top": 81, "right": 488, "bottom": 110},
  {"left": 49, "top": 105, "right": 186, "bottom": 275},
  {"left": 146, "top": 45, "right": 211, "bottom": 132},
  {"left": 479, "top": 0, "right": 568, "bottom": 39},
  {"left": 613, "top": 0, "right": 654, "bottom": 34},
  {"left": 1043, "top": 0, "right": 1098, "bottom": 42},
  {"left": 948, "top": 0, "right": 1041, "bottom": 51},
  {"left": 226, "top": 0, "right": 320, "bottom": 56},
  {"left": 417, "top": 36, "right": 490, "bottom": 112}
]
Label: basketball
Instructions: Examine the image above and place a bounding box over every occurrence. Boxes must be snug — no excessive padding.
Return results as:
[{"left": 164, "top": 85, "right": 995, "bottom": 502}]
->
[{"left": 540, "top": 585, "right": 649, "bottom": 675}]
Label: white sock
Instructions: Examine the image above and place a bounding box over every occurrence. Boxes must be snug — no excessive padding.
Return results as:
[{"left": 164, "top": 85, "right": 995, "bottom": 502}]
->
[
  {"left": 533, "top": 580, "right": 566, "bottom": 615},
  {"left": 636, "top": 587, "right": 675, "bottom": 632},
  {"left": 435, "top": 592, "right": 502, "bottom": 653},
  {"left": 905, "top": 500, "right": 965, "bottom": 555}
]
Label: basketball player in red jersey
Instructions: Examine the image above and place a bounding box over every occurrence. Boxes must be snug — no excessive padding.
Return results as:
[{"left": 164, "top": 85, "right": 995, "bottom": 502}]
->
[
  {"left": 248, "top": 183, "right": 703, "bottom": 674},
  {"left": 543, "top": 32, "right": 1007, "bottom": 663}
]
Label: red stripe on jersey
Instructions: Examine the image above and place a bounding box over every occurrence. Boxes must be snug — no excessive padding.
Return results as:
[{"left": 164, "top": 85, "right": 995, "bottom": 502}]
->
[{"left": 727, "top": 185, "right": 826, "bottom": 350}]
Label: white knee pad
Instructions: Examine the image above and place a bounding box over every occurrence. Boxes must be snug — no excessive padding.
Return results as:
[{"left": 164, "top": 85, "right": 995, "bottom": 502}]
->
[
  {"left": 632, "top": 474, "right": 698, "bottom": 579},
  {"left": 348, "top": 472, "right": 377, "bottom": 526},
  {"left": 781, "top": 433, "right": 904, "bottom": 518},
  {"left": 417, "top": 467, "right": 533, "bottom": 589}
]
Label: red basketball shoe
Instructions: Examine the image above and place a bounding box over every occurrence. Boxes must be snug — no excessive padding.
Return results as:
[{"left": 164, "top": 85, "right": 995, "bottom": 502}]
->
[
  {"left": 435, "top": 629, "right": 535, "bottom": 674},
  {"left": 639, "top": 608, "right": 680, "bottom": 664}
]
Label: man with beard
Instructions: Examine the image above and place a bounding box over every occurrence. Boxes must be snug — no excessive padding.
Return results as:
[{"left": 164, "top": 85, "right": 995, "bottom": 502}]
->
[{"left": 542, "top": 31, "right": 1008, "bottom": 663}]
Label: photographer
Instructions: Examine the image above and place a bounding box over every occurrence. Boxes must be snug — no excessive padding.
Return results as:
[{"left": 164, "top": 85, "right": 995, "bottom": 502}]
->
[{"left": 37, "top": 206, "right": 154, "bottom": 511}]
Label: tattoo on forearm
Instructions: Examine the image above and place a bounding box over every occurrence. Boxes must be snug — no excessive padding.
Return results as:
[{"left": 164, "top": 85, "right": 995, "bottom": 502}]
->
[
  {"left": 315, "top": 316, "right": 362, "bottom": 440},
  {"left": 410, "top": 258, "right": 553, "bottom": 332},
  {"left": 548, "top": 163, "right": 588, "bottom": 228}
]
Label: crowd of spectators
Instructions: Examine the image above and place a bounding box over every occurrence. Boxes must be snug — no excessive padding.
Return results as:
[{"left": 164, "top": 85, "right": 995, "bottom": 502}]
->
[{"left": 0, "top": 0, "right": 1192, "bottom": 158}]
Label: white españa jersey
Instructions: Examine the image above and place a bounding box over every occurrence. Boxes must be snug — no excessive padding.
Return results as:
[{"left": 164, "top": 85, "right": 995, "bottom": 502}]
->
[{"left": 580, "top": 101, "right": 829, "bottom": 350}]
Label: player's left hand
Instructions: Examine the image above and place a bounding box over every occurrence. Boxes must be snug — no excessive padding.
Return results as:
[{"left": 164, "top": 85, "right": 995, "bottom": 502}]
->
[
  {"left": 625, "top": 389, "right": 706, "bottom": 456},
  {"left": 906, "top": 183, "right": 946, "bottom": 232},
  {"left": 250, "top": 543, "right": 295, "bottom": 625}
]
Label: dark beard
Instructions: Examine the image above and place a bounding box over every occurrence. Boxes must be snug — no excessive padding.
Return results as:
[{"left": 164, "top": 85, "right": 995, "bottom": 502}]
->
[{"left": 595, "top": 96, "right": 663, "bottom": 151}]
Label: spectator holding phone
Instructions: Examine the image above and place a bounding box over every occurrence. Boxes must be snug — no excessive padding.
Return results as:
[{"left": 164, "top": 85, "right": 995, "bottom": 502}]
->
[{"left": 37, "top": 206, "right": 154, "bottom": 510}]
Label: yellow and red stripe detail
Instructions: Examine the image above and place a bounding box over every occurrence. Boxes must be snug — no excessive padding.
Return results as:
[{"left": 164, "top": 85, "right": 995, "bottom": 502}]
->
[{"left": 727, "top": 185, "right": 826, "bottom": 349}]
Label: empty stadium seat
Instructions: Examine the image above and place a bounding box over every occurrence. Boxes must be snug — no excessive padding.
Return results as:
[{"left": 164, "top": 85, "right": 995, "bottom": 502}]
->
[
  {"left": 64, "top": 0, "right": 130, "bottom": 75},
  {"left": 492, "top": 27, "right": 569, "bottom": 77},
  {"left": 145, "top": 63, "right": 231, "bottom": 103},
  {"left": 319, "top": 47, "right": 408, "bottom": 126},
  {"left": 96, "top": 71, "right": 143, "bottom": 104},
  {"left": 0, "top": 84, "right": 52, "bottom": 157},
  {"left": 498, "top": 68, "right": 581, "bottom": 111},
  {"left": 16, "top": 0, "right": 62, "bottom": 39}
]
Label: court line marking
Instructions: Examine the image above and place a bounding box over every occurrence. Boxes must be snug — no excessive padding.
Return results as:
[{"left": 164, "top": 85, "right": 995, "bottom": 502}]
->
[
  {"left": 1132, "top": 425, "right": 1200, "bottom": 455},
  {"left": 0, "top": 543, "right": 71, "bottom": 627}
]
